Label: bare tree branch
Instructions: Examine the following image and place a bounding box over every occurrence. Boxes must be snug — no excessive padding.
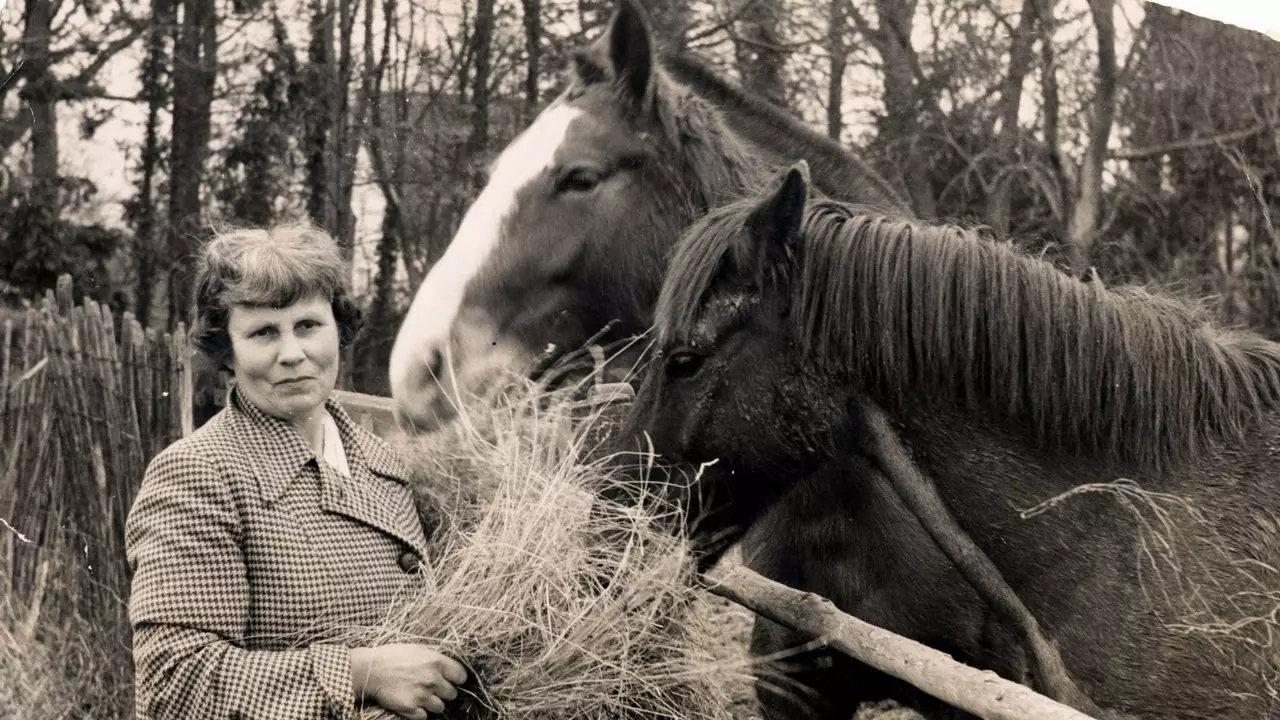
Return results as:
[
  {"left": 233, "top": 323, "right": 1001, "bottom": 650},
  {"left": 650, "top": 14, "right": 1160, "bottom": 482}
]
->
[
  {"left": 1111, "top": 122, "right": 1278, "bottom": 161},
  {"left": 0, "top": 18, "right": 144, "bottom": 155}
]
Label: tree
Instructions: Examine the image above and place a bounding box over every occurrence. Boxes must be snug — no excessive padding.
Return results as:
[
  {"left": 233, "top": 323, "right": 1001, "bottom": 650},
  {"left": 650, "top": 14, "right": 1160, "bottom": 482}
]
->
[
  {"left": 166, "top": 0, "right": 218, "bottom": 326},
  {"left": 1063, "top": 0, "right": 1117, "bottom": 271}
]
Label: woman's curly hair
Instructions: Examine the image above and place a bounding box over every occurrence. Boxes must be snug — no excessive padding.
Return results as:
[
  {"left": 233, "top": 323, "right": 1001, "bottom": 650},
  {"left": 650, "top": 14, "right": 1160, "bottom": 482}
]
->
[{"left": 190, "top": 222, "right": 364, "bottom": 372}]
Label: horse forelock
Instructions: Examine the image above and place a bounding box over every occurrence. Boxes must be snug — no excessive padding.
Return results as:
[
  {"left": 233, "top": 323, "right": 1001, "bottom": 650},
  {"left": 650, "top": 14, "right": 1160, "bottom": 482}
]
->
[
  {"left": 574, "top": 54, "right": 768, "bottom": 198},
  {"left": 785, "top": 201, "right": 1280, "bottom": 471},
  {"left": 655, "top": 197, "right": 760, "bottom": 349}
]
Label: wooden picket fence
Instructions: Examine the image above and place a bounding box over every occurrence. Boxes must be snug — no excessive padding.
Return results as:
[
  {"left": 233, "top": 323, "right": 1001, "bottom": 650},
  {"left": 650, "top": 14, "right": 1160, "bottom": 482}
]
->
[{"left": 1, "top": 275, "right": 189, "bottom": 641}]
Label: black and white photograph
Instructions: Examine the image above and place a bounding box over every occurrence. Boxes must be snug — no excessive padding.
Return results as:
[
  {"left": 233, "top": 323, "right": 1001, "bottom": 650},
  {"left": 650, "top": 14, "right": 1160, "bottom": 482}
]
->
[{"left": 2, "top": 0, "right": 1279, "bottom": 717}]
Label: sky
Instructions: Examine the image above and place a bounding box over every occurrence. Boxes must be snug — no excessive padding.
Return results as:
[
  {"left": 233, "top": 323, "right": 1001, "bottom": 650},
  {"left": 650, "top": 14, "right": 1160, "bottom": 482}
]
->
[{"left": 1154, "top": 0, "right": 1280, "bottom": 39}]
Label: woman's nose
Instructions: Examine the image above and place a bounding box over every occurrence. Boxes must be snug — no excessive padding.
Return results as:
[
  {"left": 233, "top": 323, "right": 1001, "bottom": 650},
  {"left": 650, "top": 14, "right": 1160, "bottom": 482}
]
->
[{"left": 277, "top": 333, "right": 305, "bottom": 363}]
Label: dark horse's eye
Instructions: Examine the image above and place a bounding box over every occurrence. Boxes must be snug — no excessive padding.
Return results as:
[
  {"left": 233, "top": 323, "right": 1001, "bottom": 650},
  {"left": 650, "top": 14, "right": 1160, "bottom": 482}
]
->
[
  {"left": 557, "top": 168, "right": 603, "bottom": 194},
  {"left": 665, "top": 349, "right": 705, "bottom": 379}
]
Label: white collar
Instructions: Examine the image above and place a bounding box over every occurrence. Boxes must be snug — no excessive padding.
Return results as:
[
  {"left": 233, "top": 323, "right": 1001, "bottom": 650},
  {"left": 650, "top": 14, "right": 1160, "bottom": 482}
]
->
[{"left": 320, "top": 410, "right": 351, "bottom": 478}]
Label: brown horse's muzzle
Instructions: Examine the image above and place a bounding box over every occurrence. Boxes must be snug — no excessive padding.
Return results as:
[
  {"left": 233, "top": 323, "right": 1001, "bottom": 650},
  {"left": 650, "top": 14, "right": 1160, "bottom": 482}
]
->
[{"left": 390, "top": 307, "right": 534, "bottom": 433}]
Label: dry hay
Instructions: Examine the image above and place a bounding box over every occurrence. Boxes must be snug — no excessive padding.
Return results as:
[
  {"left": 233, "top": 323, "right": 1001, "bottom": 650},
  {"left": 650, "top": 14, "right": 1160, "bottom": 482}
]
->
[
  {"left": 1020, "top": 478, "right": 1280, "bottom": 703},
  {"left": 347, "top": 377, "right": 753, "bottom": 720}
]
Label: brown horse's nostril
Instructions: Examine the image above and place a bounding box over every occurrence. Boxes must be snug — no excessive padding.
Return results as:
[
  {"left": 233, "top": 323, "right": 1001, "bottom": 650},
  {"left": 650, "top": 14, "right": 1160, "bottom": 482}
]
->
[{"left": 427, "top": 348, "right": 443, "bottom": 379}]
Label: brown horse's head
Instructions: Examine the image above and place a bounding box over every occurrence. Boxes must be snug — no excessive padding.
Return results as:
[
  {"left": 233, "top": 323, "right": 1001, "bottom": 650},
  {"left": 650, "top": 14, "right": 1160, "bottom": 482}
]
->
[{"left": 388, "top": 0, "right": 764, "bottom": 431}]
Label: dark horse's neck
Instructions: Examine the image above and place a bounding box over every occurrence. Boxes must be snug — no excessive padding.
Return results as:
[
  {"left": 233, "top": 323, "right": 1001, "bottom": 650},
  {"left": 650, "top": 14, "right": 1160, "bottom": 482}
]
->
[{"left": 660, "top": 53, "right": 913, "bottom": 216}]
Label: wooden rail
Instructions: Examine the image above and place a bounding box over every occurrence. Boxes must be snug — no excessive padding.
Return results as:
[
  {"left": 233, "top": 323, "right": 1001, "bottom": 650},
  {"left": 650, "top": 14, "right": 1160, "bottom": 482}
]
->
[{"left": 189, "top": 373, "right": 399, "bottom": 437}]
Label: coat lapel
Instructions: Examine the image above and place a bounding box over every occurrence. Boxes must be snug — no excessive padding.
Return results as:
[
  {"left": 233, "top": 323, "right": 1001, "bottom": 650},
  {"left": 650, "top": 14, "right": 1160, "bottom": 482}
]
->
[
  {"left": 320, "top": 399, "right": 430, "bottom": 560},
  {"left": 225, "top": 385, "right": 430, "bottom": 560}
]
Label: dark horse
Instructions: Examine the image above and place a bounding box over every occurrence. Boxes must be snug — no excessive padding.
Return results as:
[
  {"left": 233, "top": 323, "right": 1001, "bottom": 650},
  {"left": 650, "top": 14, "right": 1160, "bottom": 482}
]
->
[{"left": 632, "top": 160, "right": 1280, "bottom": 719}]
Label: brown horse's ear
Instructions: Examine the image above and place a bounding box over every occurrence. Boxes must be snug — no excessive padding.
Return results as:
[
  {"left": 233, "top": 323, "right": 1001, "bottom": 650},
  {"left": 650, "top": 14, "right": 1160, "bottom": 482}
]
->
[
  {"left": 738, "top": 160, "right": 810, "bottom": 280},
  {"left": 570, "top": 49, "right": 609, "bottom": 86},
  {"left": 604, "top": 0, "right": 655, "bottom": 113}
]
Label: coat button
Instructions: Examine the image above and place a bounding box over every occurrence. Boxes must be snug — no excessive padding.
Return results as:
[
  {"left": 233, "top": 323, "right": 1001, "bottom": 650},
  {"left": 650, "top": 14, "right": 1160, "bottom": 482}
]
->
[{"left": 398, "top": 551, "right": 421, "bottom": 574}]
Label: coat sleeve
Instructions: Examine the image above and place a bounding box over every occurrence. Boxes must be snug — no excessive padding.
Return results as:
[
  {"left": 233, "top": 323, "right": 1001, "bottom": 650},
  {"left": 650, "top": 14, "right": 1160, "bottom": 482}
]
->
[{"left": 125, "top": 445, "right": 359, "bottom": 720}]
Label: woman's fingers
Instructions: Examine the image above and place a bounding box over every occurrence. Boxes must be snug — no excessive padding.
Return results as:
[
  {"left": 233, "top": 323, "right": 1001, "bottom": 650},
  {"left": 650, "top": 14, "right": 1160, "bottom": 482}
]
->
[
  {"left": 433, "top": 680, "right": 458, "bottom": 703},
  {"left": 438, "top": 657, "right": 469, "bottom": 686},
  {"left": 396, "top": 708, "right": 428, "bottom": 720},
  {"left": 420, "top": 694, "right": 446, "bottom": 715}
]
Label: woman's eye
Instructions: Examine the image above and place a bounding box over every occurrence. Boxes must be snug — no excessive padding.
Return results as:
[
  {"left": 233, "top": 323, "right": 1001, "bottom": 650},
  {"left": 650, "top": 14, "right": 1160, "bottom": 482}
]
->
[
  {"left": 665, "top": 349, "right": 705, "bottom": 379},
  {"left": 557, "top": 168, "right": 603, "bottom": 194}
]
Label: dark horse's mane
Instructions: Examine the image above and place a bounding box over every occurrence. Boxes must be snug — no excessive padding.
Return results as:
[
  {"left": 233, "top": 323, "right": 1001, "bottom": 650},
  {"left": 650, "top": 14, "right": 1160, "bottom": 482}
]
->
[{"left": 660, "top": 196, "right": 1280, "bottom": 472}]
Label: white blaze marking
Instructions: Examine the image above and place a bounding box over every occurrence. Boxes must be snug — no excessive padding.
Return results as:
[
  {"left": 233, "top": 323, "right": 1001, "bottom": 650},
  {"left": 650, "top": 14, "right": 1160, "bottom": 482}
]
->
[{"left": 389, "top": 103, "right": 584, "bottom": 393}]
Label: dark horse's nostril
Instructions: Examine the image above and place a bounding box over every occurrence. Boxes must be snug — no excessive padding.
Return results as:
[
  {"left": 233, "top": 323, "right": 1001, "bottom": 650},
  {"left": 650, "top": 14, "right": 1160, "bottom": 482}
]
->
[{"left": 427, "top": 348, "right": 443, "bottom": 379}]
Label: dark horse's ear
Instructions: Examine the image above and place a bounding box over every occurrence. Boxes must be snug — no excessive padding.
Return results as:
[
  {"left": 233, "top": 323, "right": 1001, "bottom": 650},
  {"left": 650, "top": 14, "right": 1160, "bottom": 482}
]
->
[
  {"left": 604, "top": 0, "right": 655, "bottom": 112},
  {"left": 737, "top": 160, "right": 811, "bottom": 282}
]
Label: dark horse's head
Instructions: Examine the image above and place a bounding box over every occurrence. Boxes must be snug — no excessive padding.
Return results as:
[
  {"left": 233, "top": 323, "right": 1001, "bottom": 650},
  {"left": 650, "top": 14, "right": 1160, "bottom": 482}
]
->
[
  {"left": 626, "top": 163, "right": 845, "bottom": 562},
  {"left": 388, "top": 0, "right": 765, "bottom": 431}
]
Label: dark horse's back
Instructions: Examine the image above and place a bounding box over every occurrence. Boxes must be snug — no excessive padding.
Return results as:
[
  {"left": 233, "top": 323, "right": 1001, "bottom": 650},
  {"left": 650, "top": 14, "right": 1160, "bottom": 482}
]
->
[{"left": 894, "top": 402, "right": 1280, "bottom": 719}]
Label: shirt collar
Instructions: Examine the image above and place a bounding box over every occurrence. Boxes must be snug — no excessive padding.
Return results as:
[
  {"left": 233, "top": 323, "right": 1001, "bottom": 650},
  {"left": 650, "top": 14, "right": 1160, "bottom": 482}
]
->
[{"left": 226, "top": 384, "right": 410, "bottom": 504}]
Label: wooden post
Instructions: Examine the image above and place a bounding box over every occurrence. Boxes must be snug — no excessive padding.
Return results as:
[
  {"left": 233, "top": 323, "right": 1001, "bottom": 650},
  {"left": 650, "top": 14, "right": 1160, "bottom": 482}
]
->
[{"left": 704, "top": 566, "right": 1102, "bottom": 720}]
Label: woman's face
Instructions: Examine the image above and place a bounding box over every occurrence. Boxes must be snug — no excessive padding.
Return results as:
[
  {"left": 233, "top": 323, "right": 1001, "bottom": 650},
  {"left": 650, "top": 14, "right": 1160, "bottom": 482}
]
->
[{"left": 226, "top": 294, "right": 341, "bottom": 422}]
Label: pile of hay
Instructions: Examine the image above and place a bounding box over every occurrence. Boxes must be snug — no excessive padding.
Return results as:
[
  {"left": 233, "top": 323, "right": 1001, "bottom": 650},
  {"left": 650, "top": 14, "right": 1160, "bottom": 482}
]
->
[{"left": 353, "top": 380, "right": 750, "bottom": 720}]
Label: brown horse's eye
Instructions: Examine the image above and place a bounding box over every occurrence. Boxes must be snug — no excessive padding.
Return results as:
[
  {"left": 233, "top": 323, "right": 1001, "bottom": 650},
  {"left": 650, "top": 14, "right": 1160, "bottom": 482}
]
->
[
  {"left": 665, "top": 349, "right": 705, "bottom": 379},
  {"left": 558, "top": 168, "right": 603, "bottom": 194}
]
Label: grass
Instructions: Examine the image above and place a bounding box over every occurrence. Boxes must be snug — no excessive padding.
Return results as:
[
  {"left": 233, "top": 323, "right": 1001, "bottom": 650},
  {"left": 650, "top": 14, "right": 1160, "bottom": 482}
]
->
[{"left": 0, "top": 571, "right": 135, "bottom": 720}]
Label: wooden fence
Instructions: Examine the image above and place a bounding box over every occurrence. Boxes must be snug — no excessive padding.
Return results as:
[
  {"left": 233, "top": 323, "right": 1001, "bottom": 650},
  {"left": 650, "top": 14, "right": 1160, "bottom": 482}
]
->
[{"left": 1, "top": 275, "right": 189, "bottom": 639}]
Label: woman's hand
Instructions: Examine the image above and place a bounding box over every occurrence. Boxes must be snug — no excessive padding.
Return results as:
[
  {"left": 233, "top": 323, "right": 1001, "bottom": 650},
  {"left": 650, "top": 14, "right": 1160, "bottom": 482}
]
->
[{"left": 351, "top": 644, "right": 469, "bottom": 719}]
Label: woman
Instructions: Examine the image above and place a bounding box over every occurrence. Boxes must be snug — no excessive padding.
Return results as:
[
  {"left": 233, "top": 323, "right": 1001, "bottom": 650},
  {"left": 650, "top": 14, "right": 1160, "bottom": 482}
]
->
[{"left": 125, "top": 223, "right": 467, "bottom": 720}]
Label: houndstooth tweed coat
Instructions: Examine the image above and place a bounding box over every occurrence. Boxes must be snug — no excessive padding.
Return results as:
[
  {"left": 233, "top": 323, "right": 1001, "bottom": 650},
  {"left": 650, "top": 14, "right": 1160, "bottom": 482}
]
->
[{"left": 126, "top": 384, "right": 434, "bottom": 720}]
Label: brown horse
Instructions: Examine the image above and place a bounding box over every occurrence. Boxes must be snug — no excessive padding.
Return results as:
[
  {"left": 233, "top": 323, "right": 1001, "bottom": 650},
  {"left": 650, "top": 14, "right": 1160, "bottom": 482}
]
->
[
  {"left": 386, "top": 0, "right": 906, "bottom": 435},
  {"left": 632, "top": 161, "right": 1280, "bottom": 719}
]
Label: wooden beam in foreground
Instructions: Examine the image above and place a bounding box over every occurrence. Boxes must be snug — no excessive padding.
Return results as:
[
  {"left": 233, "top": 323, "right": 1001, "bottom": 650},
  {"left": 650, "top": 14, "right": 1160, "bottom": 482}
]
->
[{"left": 704, "top": 566, "right": 1101, "bottom": 720}]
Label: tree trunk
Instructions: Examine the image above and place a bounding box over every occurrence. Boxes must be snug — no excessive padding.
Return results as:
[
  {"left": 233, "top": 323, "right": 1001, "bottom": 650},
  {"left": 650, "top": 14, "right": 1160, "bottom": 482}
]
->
[
  {"left": 1065, "top": 0, "right": 1117, "bottom": 272},
  {"left": 520, "top": 0, "right": 542, "bottom": 123},
  {"left": 332, "top": 0, "right": 358, "bottom": 256},
  {"left": 467, "top": 0, "right": 496, "bottom": 188},
  {"left": 21, "top": 0, "right": 57, "bottom": 214},
  {"left": 865, "top": 0, "right": 938, "bottom": 218},
  {"left": 167, "top": 0, "right": 218, "bottom": 328},
  {"left": 305, "top": 0, "right": 335, "bottom": 233},
  {"left": 1032, "top": 0, "right": 1067, "bottom": 237},
  {"left": 986, "top": 0, "right": 1039, "bottom": 237},
  {"left": 355, "top": 0, "right": 402, "bottom": 394},
  {"left": 734, "top": 0, "right": 788, "bottom": 107},
  {"left": 354, "top": 199, "right": 401, "bottom": 395},
  {"left": 826, "top": 0, "right": 846, "bottom": 141},
  {"left": 134, "top": 0, "right": 173, "bottom": 328},
  {"left": 639, "top": 0, "right": 689, "bottom": 49}
]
